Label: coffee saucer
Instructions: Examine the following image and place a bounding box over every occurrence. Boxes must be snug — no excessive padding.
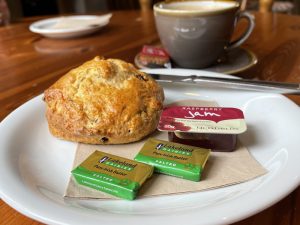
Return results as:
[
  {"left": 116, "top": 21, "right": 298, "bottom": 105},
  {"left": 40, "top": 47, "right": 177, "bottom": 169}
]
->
[{"left": 134, "top": 47, "right": 257, "bottom": 75}]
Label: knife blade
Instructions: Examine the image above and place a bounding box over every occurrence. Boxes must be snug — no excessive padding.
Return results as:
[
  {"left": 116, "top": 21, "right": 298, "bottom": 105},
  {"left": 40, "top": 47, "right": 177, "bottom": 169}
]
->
[{"left": 148, "top": 73, "right": 300, "bottom": 95}]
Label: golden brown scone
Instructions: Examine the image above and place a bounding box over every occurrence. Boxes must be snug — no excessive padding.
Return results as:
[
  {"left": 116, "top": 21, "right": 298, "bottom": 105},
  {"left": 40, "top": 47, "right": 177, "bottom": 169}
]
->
[{"left": 44, "top": 56, "right": 164, "bottom": 144}]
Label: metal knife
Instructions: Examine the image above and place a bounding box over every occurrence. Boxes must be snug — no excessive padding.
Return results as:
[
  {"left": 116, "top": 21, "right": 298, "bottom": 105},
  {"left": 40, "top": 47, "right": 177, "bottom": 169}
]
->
[{"left": 148, "top": 73, "right": 300, "bottom": 95}]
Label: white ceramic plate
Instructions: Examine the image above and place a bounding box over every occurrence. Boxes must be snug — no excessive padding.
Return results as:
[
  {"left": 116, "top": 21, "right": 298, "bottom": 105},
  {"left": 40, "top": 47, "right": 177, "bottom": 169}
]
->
[
  {"left": 29, "top": 14, "right": 112, "bottom": 38},
  {"left": 1, "top": 69, "right": 300, "bottom": 225}
]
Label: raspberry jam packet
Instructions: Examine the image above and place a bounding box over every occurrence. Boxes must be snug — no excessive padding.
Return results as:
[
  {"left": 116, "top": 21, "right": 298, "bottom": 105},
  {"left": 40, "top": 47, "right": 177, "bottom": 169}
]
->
[
  {"left": 72, "top": 150, "right": 153, "bottom": 200},
  {"left": 134, "top": 138, "right": 210, "bottom": 182},
  {"left": 157, "top": 106, "right": 247, "bottom": 152},
  {"left": 139, "top": 45, "right": 171, "bottom": 68}
]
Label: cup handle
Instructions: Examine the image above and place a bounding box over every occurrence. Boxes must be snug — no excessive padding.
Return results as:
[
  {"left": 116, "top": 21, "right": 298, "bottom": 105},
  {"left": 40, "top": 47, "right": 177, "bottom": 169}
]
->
[{"left": 227, "top": 11, "right": 255, "bottom": 50}]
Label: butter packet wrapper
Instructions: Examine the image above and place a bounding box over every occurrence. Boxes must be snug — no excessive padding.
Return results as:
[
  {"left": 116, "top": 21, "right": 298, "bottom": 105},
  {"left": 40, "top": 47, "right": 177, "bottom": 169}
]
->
[
  {"left": 134, "top": 138, "right": 210, "bottom": 182},
  {"left": 72, "top": 150, "right": 153, "bottom": 200}
]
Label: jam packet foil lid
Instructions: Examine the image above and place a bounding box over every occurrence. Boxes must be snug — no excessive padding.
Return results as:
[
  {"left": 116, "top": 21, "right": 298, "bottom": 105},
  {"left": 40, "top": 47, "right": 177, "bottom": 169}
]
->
[
  {"left": 72, "top": 150, "right": 153, "bottom": 200},
  {"left": 139, "top": 45, "right": 171, "bottom": 68},
  {"left": 134, "top": 138, "right": 210, "bottom": 182},
  {"left": 141, "top": 45, "right": 169, "bottom": 57},
  {"left": 158, "top": 106, "right": 247, "bottom": 134}
]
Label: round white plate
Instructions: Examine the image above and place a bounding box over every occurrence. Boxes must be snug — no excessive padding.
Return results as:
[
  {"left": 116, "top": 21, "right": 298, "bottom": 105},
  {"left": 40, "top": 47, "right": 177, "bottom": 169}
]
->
[
  {"left": 1, "top": 69, "right": 300, "bottom": 225},
  {"left": 29, "top": 14, "right": 112, "bottom": 38}
]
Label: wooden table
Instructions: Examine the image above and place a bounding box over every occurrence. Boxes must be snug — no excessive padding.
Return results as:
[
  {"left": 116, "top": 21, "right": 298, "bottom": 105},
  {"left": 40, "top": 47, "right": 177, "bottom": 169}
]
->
[{"left": 0, "top": 10, "right": 300, "bottom": 225}]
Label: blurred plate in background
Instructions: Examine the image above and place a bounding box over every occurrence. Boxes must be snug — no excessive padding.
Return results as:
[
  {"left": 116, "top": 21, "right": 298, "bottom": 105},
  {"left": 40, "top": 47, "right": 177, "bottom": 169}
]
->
[{"left": 29, "top": 14, "right": 112, "bottom": 39}]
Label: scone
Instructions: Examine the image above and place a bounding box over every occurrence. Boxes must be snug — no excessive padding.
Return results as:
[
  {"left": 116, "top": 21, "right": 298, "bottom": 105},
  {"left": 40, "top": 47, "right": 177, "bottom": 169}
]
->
[{"left": 44, "top": 56, "right": 164, "bottom": 144}]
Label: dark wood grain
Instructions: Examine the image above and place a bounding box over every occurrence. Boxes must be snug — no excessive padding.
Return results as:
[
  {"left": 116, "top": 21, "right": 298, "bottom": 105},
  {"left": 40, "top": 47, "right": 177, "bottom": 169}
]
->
[{"left": 0, "top": 10, "right": 299, "bottom": 225}]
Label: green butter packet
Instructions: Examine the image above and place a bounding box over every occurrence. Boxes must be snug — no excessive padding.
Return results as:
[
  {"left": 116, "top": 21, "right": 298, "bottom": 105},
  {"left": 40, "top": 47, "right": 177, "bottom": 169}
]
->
[
  {"left": 134, "top": 138, "right": 210, "bottom": 182},
  {"left": 72, "top": 150, "right": 153, "bottom": 200}
]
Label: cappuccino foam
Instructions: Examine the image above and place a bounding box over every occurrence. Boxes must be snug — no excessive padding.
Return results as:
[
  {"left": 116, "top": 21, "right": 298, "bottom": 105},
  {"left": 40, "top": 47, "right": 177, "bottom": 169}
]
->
[{"left": 159, "top": 1, "right": 238, "bottom": 12}]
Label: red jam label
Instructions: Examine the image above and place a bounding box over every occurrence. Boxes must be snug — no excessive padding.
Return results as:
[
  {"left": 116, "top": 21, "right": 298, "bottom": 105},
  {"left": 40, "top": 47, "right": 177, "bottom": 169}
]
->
[
  {"left": 158, "top": 106, "right": 247, "bottom": 134},
  {"left": 141, "top": 45, "right": 169, "bottom": 57}
]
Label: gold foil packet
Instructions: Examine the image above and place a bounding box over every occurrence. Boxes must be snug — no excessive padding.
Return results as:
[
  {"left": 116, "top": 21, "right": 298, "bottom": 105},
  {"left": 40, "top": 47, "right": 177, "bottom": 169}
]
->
[
  {"left": 134, "top": 138, "right": 210, "bottom": 181},
  {"left": 72, "top": 150, "right": 153, "bottom": 200}
]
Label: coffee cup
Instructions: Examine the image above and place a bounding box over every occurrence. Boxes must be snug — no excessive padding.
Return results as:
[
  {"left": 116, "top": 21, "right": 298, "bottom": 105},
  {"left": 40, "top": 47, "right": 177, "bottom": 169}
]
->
[{"left": 153, "top": 0, "right": 255, "bottom": 69}]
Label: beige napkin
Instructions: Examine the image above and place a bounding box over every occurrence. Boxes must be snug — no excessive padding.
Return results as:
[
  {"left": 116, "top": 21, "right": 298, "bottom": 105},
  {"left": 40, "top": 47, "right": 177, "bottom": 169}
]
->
[{"left": 64, "top": 100, "right": 267, "bottom": 199}]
